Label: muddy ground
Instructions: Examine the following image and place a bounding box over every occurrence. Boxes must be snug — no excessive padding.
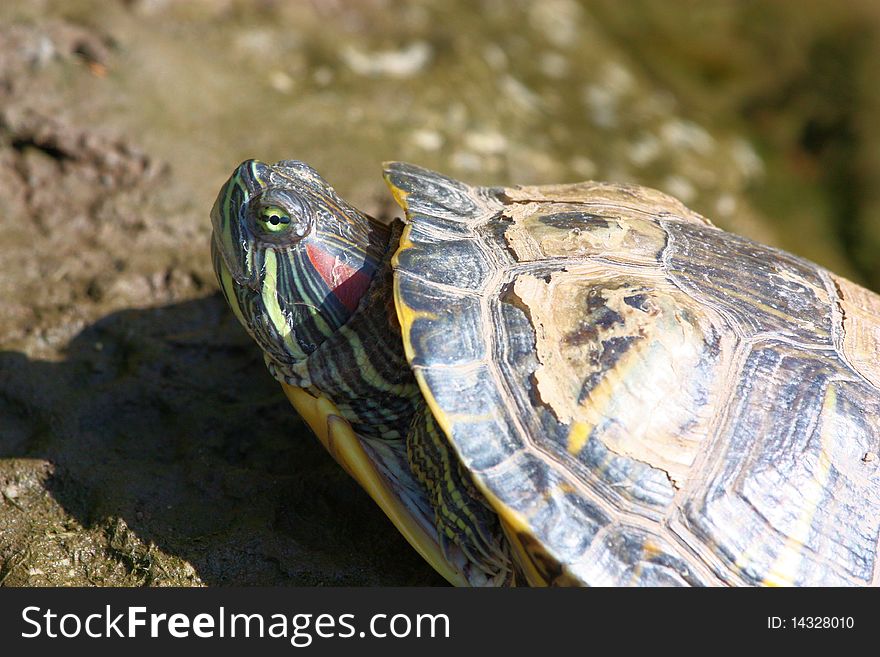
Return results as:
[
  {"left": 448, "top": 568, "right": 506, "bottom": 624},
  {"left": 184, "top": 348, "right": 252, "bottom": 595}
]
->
[{"left": 1, "top": 0, "right": 878, "bottom": 586}]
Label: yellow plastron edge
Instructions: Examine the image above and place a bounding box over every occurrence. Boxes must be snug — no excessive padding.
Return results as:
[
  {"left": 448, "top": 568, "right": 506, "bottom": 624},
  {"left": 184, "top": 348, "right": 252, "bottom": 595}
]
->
[{"left": 279, "top": 383, "right": 468, "bottom": 587}]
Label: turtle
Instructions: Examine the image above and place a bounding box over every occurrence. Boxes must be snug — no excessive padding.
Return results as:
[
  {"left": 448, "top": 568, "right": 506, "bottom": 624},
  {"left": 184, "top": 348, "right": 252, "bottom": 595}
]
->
[{"left": 210, "top": 159, "right": 880, "bottom": 586}]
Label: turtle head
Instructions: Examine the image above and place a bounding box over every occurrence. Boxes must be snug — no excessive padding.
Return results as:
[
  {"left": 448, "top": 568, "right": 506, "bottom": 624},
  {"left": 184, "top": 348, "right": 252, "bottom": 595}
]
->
[{"left": 211, "top": 159, "right": 390, "bottom": 373}]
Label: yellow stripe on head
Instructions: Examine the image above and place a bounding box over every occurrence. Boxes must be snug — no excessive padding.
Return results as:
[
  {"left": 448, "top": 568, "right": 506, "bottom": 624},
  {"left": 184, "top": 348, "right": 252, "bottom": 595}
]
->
[{"left": 261, "top": 250, "right": 307, "bottom": 360}]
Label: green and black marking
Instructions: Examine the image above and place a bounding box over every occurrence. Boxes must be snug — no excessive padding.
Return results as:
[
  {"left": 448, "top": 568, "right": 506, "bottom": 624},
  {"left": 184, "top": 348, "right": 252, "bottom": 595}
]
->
[{"left": 211, "top": 159, "right": 512, "bottom": 585}]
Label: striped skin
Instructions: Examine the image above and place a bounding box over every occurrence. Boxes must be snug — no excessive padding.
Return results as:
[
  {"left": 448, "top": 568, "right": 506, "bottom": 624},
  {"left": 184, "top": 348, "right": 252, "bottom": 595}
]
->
[
  {"left": 407, "top": 401, "right": 513, "bottom": 584},
  {"left": 211, "top": 160, "right": 508, "bottom": 585},
  {"left": 211, "top": 160, "right": 424, "bottom": 440},
  {"left": 211, "top": 159, "right": 389, "bottom": 372},
  {"left": 385, "top": 162, "right": 880, "bottom": 586}
]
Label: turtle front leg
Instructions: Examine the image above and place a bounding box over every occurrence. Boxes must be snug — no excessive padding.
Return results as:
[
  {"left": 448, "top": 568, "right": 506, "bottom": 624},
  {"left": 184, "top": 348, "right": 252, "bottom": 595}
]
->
[{"left": 407, "top": 401, "right": 515, "bottom": 586}]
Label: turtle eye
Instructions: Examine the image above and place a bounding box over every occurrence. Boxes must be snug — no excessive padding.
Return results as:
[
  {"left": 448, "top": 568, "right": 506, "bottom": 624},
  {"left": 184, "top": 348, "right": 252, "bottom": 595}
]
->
[
  {"left": 257, "top": 205, "right": 292, "bottom": 233},
  {"left": 248, "top": 189, "right": 312, "bottom": 242}
]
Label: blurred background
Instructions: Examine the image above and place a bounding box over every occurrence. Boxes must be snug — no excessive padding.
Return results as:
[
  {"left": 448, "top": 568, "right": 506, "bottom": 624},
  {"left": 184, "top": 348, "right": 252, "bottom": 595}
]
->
[{"left": 1, "top": 0, "right": 878, "bottom": 586}]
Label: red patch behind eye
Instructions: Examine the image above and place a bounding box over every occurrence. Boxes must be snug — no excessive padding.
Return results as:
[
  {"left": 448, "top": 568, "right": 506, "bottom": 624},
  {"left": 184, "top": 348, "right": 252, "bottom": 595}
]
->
[{"left": 306, "top": 243, "right": 372, "bottom": 313}]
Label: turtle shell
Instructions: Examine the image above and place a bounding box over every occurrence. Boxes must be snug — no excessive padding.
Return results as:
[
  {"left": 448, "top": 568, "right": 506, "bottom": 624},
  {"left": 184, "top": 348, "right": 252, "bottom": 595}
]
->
[{"left": 384, "top": 162, "right": 880, "bottom": 586}]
